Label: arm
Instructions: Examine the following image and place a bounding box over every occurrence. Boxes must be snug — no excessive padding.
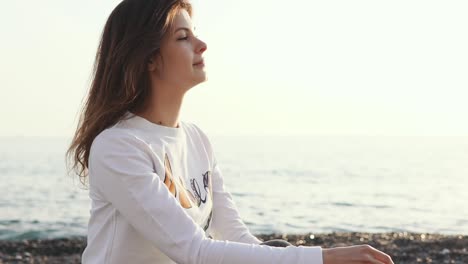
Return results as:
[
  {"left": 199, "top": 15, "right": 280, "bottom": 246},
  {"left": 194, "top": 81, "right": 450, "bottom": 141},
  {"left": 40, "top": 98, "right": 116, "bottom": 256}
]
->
[
  {"left": 208, "top": 160, "right": 263, "bottom": 244},
  {"left": 89, "top": 131, "right": 323, "bottom": 264},
  {"left": 189, "top": 124, "right": 262, "bottom": 244},
  {"left": 187, "top": 125, "right": 394, "bottom": 264}
]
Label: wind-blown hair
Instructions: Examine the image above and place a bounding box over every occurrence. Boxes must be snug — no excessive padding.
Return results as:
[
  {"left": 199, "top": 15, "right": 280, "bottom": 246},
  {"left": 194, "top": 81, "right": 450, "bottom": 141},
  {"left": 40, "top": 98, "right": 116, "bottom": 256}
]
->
[{"left": 66, "top": 0, "right": 192, "bottom": 187}]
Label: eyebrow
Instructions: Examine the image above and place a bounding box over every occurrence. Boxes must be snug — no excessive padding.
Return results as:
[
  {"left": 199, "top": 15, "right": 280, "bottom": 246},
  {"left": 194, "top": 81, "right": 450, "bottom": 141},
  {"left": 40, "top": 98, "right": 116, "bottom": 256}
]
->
[{"left": 174, "top": 26, "right": 196, "bottom": 33}]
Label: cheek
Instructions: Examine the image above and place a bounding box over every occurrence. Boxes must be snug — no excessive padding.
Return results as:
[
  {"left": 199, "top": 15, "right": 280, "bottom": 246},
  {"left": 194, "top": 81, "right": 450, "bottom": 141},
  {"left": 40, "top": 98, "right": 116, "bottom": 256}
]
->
[
  {"left": 160, "top": 45, "right": 194, "bottom": 80},
  {"left": 169, "top": 50, "right": 193, "bottom": 75}
]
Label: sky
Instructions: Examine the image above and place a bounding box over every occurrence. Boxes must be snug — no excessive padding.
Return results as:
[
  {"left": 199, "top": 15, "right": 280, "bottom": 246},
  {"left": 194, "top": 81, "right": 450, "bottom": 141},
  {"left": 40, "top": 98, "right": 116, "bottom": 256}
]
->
[{"left": 1, "top": 0, "right": 467, "bottom": 137}]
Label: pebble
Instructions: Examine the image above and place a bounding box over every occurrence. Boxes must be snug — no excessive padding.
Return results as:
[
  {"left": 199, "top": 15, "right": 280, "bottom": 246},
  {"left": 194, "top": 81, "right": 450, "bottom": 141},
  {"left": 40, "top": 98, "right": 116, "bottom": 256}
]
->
[
  {"left": 441, "top": 248, "right": 451, "bottom": 254},
  {"left": 0, "top": 233, "right": 467, "bottom": 264}
]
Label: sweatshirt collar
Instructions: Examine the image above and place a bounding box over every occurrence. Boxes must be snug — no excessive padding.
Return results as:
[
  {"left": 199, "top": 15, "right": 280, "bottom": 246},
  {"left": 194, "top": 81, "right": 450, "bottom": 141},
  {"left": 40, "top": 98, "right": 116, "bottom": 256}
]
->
[{"left": 123, "top": 111, "right": 184, "bottom": 138}]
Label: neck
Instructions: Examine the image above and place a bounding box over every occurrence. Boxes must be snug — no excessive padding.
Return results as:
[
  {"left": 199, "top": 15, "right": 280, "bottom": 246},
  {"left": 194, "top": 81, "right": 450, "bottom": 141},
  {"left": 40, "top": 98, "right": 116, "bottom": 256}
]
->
[{"left": 136, "top": 84, "right": 185, "bottom": 128}]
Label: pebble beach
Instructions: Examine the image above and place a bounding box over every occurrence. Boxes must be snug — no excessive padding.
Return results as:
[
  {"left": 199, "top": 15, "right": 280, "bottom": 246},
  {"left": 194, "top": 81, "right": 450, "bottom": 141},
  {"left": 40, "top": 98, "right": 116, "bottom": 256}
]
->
[{"left": 1, "top": 232, "right": 467, "bottom": 263}]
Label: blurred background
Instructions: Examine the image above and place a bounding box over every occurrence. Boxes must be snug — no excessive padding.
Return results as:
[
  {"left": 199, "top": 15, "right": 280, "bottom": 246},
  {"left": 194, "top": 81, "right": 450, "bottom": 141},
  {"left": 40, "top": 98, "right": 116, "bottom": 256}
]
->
[{"left": 0, "top": 0, "right": 467, "bottom": 240}]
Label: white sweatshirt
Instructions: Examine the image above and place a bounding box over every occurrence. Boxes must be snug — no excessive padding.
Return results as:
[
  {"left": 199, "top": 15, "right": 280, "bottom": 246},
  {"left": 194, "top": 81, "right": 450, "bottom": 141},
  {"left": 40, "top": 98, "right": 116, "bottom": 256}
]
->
[{"left": 81, "top": 112, "right": 323, "bottom": 264}]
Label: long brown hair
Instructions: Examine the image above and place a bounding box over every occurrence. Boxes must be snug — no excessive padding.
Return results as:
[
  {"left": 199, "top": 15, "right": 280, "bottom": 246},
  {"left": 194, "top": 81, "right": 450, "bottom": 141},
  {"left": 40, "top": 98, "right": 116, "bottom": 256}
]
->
[{"left": 67, "top": 0, "right": 192, "bottom": 187}]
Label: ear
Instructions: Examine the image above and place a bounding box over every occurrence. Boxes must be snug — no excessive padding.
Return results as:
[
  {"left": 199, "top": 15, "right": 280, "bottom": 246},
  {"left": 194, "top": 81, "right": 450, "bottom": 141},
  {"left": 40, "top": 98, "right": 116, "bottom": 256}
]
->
[
  {"left": 147, "top": 56, "right": 157, "bottom": 72},
  {"left": 147, "top": 52, "right": 162, "bottom": 72}
]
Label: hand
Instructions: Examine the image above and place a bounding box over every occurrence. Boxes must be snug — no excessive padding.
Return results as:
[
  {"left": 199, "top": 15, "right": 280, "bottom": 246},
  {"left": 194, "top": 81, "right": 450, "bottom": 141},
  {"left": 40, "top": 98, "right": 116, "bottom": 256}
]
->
[{"left": 322, "top": 244, "right": 394, "bottom": 264}]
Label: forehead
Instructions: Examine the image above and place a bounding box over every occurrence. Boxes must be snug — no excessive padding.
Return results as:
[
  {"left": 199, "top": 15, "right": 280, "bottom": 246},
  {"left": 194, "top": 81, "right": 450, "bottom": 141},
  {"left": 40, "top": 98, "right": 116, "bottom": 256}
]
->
[{"left": 171, "top": 9, "right": 193, "bottom": 33}]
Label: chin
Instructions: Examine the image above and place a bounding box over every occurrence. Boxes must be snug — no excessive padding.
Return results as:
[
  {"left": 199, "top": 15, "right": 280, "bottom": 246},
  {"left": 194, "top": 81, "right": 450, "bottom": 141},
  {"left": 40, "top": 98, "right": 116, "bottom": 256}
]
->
[
  {"left": 185, "top": 77, "right": 207, "bottom": 91},
  {"left": 194, "top": 73, "right": 207, "bottom": 84}
]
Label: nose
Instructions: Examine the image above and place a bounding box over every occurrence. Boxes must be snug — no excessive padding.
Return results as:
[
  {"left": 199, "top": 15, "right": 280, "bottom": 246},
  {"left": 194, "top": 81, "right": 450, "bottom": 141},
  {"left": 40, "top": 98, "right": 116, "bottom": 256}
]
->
[{"left": 197, "top": 38, "right": 207, "bottom": 54}]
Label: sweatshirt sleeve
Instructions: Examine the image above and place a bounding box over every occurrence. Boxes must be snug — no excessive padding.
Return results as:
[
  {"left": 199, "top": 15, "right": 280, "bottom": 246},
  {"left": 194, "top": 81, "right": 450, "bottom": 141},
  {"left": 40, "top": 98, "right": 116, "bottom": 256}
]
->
[
  {"left": 208, "top": 160, "right": 263, "bottom": 245},
  {"left": 89, "top": 131, "right": 323, "bottom": 264}
]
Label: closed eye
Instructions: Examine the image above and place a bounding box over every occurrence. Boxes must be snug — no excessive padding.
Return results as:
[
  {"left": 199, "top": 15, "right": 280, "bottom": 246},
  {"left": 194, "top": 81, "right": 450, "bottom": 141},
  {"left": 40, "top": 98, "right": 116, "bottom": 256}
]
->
[{"left": 178, "top": 36, "right": 189, "bottom": 41}]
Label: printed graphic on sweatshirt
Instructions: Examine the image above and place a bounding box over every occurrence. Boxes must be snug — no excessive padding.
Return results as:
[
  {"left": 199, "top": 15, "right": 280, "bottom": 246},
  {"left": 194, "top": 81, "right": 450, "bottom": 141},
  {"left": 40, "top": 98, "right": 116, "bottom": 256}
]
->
[
  {"left": 189, "top": 170, "right": 213, "bottom": 207},
  {"left": 163, "top": 153, "right": 213, "bottom": 213},
  {"left": 203, "top": 210, "right": 213, "bottom": 232}
]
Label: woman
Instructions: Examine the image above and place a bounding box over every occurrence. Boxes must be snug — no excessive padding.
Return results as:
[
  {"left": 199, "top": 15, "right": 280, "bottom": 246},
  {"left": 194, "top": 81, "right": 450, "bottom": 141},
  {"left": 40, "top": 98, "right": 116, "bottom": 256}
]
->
[{"left": 67, "top": 0, "right": 394, "bottom": 263}]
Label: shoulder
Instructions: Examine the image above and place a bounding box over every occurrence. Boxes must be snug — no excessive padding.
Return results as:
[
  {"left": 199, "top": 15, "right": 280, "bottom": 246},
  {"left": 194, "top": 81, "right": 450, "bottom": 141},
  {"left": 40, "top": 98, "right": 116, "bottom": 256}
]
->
[
  {"left": 88, "top": 128, "right": 156, "bottom": 188},
  {"left": 182, "top": 121, "right": 212, "bottom": 148},
  {"left": 90, "top": 127, "right": 149, "bottom": 159}
]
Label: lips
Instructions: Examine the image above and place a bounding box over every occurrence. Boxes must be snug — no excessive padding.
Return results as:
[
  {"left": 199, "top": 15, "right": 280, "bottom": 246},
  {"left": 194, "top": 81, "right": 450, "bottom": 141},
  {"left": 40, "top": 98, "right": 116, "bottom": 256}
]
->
[{"left": 193, "top": 59, "right": 204, "bottom": 66}]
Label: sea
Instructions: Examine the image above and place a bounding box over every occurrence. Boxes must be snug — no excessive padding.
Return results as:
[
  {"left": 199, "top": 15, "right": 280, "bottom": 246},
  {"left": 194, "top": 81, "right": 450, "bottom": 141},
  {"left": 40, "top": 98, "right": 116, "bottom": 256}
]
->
[{"left": 1, "top": 135, "right": 467, "bottom": 240}]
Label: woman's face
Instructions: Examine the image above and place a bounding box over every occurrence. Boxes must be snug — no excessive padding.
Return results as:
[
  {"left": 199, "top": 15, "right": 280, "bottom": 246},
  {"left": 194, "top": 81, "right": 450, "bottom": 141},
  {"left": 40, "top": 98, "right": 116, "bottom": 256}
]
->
[{"left": 150, "top": 8, "right": 207, "bottom": 92}]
